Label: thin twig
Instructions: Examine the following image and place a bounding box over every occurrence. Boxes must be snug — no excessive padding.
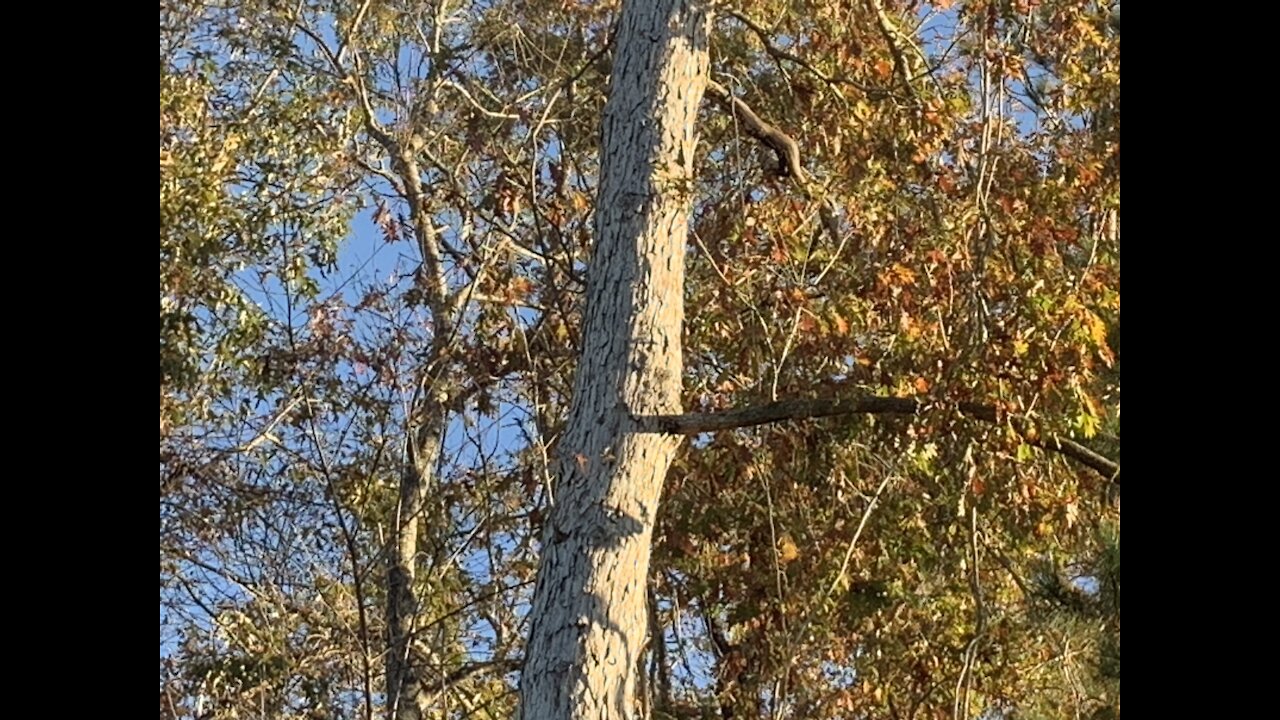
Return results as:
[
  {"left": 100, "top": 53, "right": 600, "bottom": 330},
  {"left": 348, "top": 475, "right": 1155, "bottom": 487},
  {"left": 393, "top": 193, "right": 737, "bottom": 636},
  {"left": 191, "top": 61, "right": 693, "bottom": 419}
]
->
[{"left": 824, "top": 473, "right": 894, "bottom": 599}]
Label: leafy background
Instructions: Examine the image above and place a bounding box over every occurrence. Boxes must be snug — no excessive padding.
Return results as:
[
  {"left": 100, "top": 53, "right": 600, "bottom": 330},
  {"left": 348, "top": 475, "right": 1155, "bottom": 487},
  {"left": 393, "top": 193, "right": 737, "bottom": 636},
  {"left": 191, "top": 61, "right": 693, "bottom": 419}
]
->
[{"left": 160, "top": 1, "right": 1119, "bottom": 718}]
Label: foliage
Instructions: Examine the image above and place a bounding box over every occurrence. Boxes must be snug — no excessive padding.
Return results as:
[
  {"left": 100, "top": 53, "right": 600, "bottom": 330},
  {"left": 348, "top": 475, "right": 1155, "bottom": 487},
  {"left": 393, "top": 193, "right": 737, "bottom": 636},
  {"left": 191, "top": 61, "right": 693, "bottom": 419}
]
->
[{"left": 160, "top": 0, "right": 1119, "bottom": 718}]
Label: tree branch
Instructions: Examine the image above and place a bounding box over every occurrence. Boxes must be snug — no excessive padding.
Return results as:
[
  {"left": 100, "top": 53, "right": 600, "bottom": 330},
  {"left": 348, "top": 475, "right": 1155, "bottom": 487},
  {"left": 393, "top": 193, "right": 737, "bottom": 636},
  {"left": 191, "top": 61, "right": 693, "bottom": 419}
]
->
[
  {"left": 704, "top": 80, "right": 841, "bottom": 248},
  {"left": 721, "top": 8, "right": 884, "bottom": 98},
  {"left": 705, "top": 80, "right": 808, "bottom": 186},
  {"left": 639, "top": 394, "right": 1119, "bottom": 483},
  {"left": 865, "top": 0, "right": 924, "bottom": 106}
]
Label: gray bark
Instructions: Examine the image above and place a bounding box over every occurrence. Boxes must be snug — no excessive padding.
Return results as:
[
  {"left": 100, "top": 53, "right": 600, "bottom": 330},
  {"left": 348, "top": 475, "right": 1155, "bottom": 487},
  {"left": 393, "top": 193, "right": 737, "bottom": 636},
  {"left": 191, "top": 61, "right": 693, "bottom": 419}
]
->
[
  {"left": 380, "top": 127, "right": 455, "bottom": 720},
  {"left": 386, "top": 404, "right": 447, "bottom": 720},
  {"left": 519, "top": 1, "right": 710, "bottom": 718}
]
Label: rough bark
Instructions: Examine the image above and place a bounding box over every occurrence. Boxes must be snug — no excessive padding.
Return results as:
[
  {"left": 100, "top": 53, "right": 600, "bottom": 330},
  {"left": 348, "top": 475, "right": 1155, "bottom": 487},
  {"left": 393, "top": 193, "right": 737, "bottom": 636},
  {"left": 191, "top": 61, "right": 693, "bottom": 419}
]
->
[{"left": 520, "top": 1, "right": 710, "bottom": 718}]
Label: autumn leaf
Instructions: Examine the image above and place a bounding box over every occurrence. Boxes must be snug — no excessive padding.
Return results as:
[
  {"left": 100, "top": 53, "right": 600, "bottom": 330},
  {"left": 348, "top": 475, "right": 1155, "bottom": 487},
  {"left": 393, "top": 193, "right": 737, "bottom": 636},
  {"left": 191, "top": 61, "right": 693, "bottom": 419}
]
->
[
  {"left": 969, "top": 476, "right": 986, "bottom": 495},
  {"left": 832, "top": 312, "right": 850, "bottom": 336},
  {"left": 1064, "top": 500, "right": 1080, "bottom": 528},
  {"left": 778, "top": 535, "right": 800, "bottom": 564}
]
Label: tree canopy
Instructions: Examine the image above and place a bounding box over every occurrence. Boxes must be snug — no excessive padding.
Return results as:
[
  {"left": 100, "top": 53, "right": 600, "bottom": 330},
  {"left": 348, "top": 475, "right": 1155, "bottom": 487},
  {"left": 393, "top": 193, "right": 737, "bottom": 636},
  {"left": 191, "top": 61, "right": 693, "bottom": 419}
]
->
[{"left": 161, "top": 1, "right": 1119, "bottom": 718}]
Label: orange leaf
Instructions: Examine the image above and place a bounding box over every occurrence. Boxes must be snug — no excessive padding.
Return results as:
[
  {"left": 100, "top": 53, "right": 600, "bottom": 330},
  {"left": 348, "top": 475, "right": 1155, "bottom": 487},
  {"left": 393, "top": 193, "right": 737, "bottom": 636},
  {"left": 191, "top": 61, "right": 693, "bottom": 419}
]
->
[{"left": 832, "top": 312, "right": 850, "bottom": 336}]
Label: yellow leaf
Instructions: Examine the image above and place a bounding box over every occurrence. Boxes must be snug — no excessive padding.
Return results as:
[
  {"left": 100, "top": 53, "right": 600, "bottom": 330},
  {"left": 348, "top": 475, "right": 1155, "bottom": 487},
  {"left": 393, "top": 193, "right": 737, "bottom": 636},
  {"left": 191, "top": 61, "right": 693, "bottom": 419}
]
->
[{"left": 778, "top": 535, "right": 800, "bottom": 564}]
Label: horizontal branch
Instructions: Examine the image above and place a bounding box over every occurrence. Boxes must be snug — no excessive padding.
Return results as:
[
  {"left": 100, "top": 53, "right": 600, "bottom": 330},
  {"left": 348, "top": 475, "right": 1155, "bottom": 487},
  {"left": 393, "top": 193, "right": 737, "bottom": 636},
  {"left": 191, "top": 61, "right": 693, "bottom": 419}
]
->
[
  {"left": 645, "top": 395, "right": 994, "bottom": 432},
  {"left": 639, "top": 394, "right": 1119, "bottom": 483}
]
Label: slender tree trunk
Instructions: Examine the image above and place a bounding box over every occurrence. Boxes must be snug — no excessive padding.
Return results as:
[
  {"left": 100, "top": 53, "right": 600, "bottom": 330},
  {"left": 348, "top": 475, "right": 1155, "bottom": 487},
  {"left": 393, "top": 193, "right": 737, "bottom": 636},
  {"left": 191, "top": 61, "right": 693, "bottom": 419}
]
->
[
  {"left": 380, "top": 113, "right": 456, "bottom": 720},
  {"left": 520, "top": 1, "right": 710, "bottom": 718},
  {"left": 386, "top": 405, "right": 447, "bottom": 720}
]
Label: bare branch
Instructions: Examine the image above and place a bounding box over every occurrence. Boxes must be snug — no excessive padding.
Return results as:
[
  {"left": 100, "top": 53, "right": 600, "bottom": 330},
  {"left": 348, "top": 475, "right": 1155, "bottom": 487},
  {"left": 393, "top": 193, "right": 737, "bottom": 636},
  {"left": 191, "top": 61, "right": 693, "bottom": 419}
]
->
[
  {"left": 336, "top": 0, "right": 375, "bottom": 66},
  {"left": 640, "top": 395, "right": 1120, "bottom": 482},
  {"left": 442, "top": 79, "right": 523, "bottom": 120},
  {"left": 706, "top": 80, "right": 808, "bottom": 186}
]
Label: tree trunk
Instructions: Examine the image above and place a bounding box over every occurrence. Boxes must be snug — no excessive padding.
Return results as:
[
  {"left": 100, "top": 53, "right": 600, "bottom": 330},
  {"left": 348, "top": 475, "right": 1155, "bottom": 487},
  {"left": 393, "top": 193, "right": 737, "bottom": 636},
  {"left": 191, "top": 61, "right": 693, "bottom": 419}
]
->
[
  {"left": 386, "top": 405, "right": 447, "bottom": 720},
  {"left": 520, "top": 1, "right": 710, "bottom": 718},
  {"left": 380, "top": 101, "right": 457, "bottom": 720}
]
